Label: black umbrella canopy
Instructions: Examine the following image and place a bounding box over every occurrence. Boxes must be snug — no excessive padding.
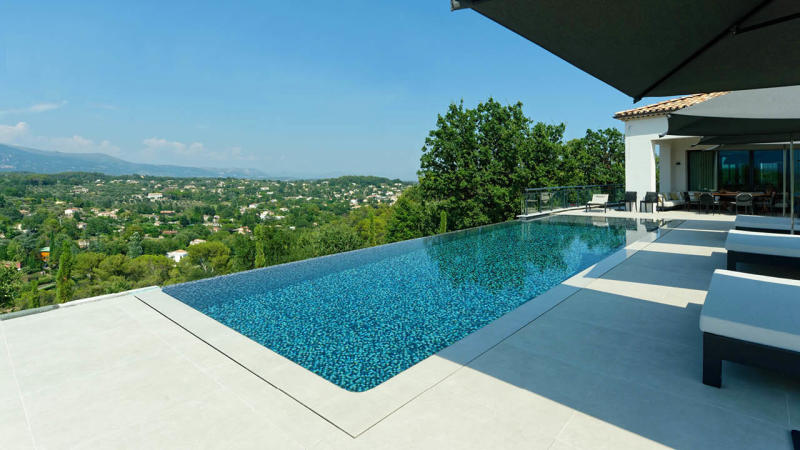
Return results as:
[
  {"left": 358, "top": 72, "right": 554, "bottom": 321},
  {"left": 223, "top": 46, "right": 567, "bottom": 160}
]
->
[
  {"left": 699, "top": 134, "right": 798, "bottom": 145},
  {"left": 666, "top": 86, "right": 800, "bottom": 137},
  {"left": 451, "top": 0, "right": 800, "bottom": 101}
]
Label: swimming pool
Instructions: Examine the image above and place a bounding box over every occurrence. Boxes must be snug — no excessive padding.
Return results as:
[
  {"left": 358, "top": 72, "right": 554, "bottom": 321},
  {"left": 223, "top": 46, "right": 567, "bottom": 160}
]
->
[{"left": 163, "top": 215, "right": 660, "bottom": 392}]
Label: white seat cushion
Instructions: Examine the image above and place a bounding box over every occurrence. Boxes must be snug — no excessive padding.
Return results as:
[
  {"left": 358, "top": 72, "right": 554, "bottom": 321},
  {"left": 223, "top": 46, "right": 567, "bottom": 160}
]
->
[
  {"left": 725, "top": 229, "right": 800, "bottom": 258},
  {"left": 700, "top": 270, "right": 800, "bottom": 352},
  {"left": 734, "top": 214, "right": 794, "bottom": 231}
]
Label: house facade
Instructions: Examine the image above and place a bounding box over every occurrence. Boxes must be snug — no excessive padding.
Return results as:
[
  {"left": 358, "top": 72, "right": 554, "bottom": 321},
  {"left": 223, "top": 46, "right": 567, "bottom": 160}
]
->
[{"left": 615, "top": 93, "right": 796, "bottom": 206}]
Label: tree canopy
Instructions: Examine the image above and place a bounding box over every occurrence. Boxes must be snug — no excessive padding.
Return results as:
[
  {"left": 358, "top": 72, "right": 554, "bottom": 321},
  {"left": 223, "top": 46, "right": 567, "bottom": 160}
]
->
[{"left": 415, "top": 98, "right": 624, "bottom": 231}]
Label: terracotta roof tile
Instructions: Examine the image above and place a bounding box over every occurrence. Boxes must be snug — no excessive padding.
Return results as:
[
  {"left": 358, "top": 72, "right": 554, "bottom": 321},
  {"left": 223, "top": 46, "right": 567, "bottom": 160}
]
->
[{"left": 613, "top": 92, "right": 728, "bottom": 120}]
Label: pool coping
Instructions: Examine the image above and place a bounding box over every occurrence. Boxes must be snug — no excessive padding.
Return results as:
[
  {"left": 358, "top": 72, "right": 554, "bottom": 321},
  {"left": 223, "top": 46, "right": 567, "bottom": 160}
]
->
[{"left": 135, "top": 218, "right": 679, "bottom": 437}]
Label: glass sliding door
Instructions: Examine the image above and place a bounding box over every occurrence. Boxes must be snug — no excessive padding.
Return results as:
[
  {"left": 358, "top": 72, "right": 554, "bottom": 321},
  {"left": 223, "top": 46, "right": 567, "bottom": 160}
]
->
[
  {"left": 687, "top": 150, "right": 715, "bottom": 191},
  {"left": 718, "top": 151, "right": 751, "bottom": 191},
  {"left": 753, "top": 150, "right": 784, "bottom": 192}
]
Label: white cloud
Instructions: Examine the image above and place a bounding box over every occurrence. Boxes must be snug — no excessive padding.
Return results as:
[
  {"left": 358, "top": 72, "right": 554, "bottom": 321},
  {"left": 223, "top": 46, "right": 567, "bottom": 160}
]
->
[
  {"left": 142, "top": 137, "right": 205, "bottom": 155},
  {"left": 0, "top": 123, "right": 257, "bottom": 167},
  {"left": 0, "top": 101, "right": 67, "bottom": 115},
  {"left": 0, "top": 121, "right": 121, "bottom": 155},
  {"left": 0, "top": 122, "right": 30, "bottom": 141}
]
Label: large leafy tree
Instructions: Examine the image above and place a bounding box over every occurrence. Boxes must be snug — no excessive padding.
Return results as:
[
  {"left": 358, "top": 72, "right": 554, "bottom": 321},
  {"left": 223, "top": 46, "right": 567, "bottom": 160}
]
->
[
  {"left": 564, "top": 128, "right": 625, "bottom": 186},
  {"left": 418, "top": 98, "right": 568, "bottom": 230},
  {"left": 386, "top": 186, "right": 429, "bottom": 242},
  {"left": 185, "top": 241, "right": 230, "bottom": 275}
]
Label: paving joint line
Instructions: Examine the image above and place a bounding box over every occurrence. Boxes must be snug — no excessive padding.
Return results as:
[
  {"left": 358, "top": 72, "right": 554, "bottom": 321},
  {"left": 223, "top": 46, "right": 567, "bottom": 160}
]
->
[{"left": 133, "top": 295, "right": 358, "bottom": 440}]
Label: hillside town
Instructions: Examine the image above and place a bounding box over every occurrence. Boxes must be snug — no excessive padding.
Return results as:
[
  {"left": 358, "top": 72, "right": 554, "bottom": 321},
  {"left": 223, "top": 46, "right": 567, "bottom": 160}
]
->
[{"left": 0, "top": 172, "right": 411, "bottom": 310}]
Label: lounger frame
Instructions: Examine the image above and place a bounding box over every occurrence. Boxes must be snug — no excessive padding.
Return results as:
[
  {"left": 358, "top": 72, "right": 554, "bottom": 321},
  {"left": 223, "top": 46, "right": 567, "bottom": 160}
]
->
[
  {"left": 584, "top": 202, "right": 608, "bottom": 213},
  {"left": 726, "top": 250, "right": 800, "bottom": 271},
  {"left": 703, "top": 332, "right": 800, "bottom": 388},
  {"left": 734, "top": 225, "right": 791, "bottom": 234}
]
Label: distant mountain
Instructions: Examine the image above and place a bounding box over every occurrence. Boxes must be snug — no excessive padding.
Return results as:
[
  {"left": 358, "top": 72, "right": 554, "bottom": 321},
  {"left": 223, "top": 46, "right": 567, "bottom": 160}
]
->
[{"left": 0, "top": 144, "right": 271, "bottom": 179}]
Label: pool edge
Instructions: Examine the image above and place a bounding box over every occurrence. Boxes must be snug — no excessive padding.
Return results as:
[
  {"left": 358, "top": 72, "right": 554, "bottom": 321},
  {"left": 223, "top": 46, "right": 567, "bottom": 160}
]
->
[{"left": 134, "top": 217, "right": 678, "bottom": 437}]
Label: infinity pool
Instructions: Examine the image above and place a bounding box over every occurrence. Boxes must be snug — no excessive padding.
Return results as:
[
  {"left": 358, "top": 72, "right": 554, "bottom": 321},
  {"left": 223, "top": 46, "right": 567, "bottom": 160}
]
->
[{"left": 163, "top": 215, "right": 660, "bottom": 391}]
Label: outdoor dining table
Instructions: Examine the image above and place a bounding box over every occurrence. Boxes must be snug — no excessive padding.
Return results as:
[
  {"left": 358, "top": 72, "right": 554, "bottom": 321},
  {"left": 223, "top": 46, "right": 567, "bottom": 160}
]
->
[
  {"left": 711, "top": 192, "right": 770, "bottom": 214},
  {"left": 711, "top": 192, "right": 769, "bottom": 198}
]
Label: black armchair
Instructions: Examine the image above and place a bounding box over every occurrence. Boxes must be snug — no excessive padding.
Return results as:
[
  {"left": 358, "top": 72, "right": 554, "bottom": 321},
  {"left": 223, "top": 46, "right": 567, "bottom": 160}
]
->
[
  {"left": 624, "top": 191, "right": 637, "bottom": 212},
  {"left": 699, "top": 192, "right": 719, "bottom": 214},
  {"left": 640, "top": 191, "right": 658, "bottom": 213}
]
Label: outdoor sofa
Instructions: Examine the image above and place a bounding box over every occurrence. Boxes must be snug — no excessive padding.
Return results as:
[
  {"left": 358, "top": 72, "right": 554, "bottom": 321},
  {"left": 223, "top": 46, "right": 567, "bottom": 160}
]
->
[
  {"left": 700, "top": 269, "right": 800, "bottom": 388},
  {"left": 585, "top": 194, "right": 610, "bottom": 213},
  {"left": 734, "top": 215, "right": 795, "bottom": 234},
  {"left": 657, "top": 192, "right": 686, "bottom": 211},
  {"left": 725, "top": 230, "right": 800, "bottom": 271}
]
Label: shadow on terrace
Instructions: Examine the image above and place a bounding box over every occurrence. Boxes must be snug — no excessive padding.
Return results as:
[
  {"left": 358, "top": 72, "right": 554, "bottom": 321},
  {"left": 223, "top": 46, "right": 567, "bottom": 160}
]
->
[{"left": 437, "top": 218, "right": 800, "bottom": 449}]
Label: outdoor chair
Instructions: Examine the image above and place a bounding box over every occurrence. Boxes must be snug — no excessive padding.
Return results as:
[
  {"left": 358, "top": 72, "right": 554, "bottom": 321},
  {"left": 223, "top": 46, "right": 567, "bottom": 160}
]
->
[
  {"left": 639, "top": 191, "right": 658, "bottom": 213},
  {"left": 725, "top": 229, "right": 800, "bottom": 273},
  {"left": 699, "top": 192, "right": 719, "bottom": 214},
  {"left": 734, "top": 215, "right": 794, "bottom": 234},
  {"left": 623, "top": 191, "right": 637, "bottom": 212},
  {"left": 700, "top": 269, "right": 800, "bottom": 388},
  {"left": 539, "top": 192, "right": 552, "bottom": 211},
  {"left": 683, "top": 192, "right": 700, "bottom": 211},
  {"left": 773, "top": 193, "right": 788, "bottom": 215},
  {"left": 585, "top": 194, "right": 610, "bottom": 213},
  {"left": 754, "top": 192, "right": 774, "bottom": 215},
  {"left": 735, "top": 193, "right": 754, "bottom": 215}
]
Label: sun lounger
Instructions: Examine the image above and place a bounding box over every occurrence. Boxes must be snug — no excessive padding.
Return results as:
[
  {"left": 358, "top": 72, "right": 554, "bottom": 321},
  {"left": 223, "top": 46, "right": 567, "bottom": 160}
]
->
[
  {"left": 734, "top": 215, "right": 795, "bottom": 234},
  {"left": 725, "top": 229, "right": 800, "bottom": 271},
  {"left": 585, "top": 194, "right": 610, "bottom": 213},
  {"left": 700, "top": 269, "right": 800, "bottom": 388}
]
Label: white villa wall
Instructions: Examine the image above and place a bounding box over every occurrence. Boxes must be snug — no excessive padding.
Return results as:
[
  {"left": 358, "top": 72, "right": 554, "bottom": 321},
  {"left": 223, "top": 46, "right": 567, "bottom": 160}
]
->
[
  {"left": 669, "top": 144, "right": 686, "bottom": 192},
  {"left": 623, "top": 115, "right": 704, "bottom": 198},
  {"left": 659, "top": 137, "right": 701, "bottom": 193},
  {"left": 658, "top": 141, "right": 672, "bottom": 192},
  {"left": 623, "top": 116, "right": 665, "bottom": 201}
]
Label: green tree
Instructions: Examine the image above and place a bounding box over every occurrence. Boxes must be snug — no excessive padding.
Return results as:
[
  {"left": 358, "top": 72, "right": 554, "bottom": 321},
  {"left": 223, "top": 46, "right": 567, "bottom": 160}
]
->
[
  {"left": 73, "top": 252, "right": 106, "bottom": 280},
  {"left": 254, "top": 225, "right": 292, "bottom": 267},
  {"left": 127, "top": 232, "right": 143, "bottom": 258},
  {"left": 387, "top": 186, "right": 428, "bottom": 242},
  {"left": 23, "top": 280, "right": 40, "bottom": 309},
  {"left": 186, "top": 241, "right": 230, "bottom": 275},
  {"left": 438, "top": 210, "right": 447, "bottom": 234},
  {"left": 418, "top": 98, "right": 567, "bottom": 230},
  {"left": 0, "top": 265, "right": 21, "bottom": 309},
  {"left": 314, "top": 223, "right": 364, "bottom": 256},
  {"left": 55, "top": 240, "right": 74, "bottom": 303},
  {"left": 126, "top": 255, "right": 174, "bottom": 286},
  {"left": 228, "top": 234, "right": 255, "bottom": 272},
  {"left": 253, "top": 225, "right": 268, "bottom": 268}
]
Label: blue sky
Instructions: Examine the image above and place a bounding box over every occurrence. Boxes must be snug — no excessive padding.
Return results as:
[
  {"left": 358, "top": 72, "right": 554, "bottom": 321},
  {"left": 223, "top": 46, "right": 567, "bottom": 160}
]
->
[{"left": 1, "top": 0, "right": 646, "bottom": 180}]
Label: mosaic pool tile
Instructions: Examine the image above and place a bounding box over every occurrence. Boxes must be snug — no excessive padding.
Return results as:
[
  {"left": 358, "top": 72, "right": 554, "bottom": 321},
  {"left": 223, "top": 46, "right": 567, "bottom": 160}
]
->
[{"left": 164, "top": 216, "right": 658, "bottom": 391}]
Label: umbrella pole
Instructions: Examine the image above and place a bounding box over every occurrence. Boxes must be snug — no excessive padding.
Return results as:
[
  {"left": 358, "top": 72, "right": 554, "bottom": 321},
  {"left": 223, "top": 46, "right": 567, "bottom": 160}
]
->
[
  {"left": 792, "top": 137, "right": 796, "bottom": 235},
  {"left": 784, "top": 148, "right": 788, "bottom": 217}
]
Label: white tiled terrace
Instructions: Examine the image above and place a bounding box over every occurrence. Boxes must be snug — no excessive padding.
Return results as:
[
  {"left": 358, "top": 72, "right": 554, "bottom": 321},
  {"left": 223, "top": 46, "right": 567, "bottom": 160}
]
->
[{"left": 1, "top": 214, "right": 799, "bottom": 449}]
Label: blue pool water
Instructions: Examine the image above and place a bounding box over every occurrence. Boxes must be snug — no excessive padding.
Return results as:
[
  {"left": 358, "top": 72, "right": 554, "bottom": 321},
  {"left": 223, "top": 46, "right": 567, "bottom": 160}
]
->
[{"left": 164, "top": 215, "right": 659, "bottom": 392}]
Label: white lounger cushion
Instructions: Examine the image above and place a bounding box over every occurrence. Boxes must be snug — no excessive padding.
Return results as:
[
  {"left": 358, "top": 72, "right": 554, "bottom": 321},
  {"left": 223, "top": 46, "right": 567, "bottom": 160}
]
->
[
  {"left": 725, "top": 229, "right": 800, "bottom": 258},
  {"left": 700, "top": 270, "right": 800, "bottom": 352},
  {"left": 734, "top": 215, "right": 794, "bottom": 231},
  {"left": 589, "top": 194, "right": 608, "bottom": 204}
]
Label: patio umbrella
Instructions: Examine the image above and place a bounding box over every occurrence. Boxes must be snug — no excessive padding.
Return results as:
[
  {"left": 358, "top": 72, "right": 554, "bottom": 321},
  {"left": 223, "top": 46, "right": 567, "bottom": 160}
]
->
[
  {"left": 450, "top": 0, "right": 800, "bottom": 101},
  {"left": 665, "top": 86, "right": 800, "bottom": 233}
]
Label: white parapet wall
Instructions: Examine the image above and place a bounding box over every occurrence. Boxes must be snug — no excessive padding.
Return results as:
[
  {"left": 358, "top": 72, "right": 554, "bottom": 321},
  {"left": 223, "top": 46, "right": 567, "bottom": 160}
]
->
[{"left": 1, "top": 286, "right": 161, "bottom": 321}]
